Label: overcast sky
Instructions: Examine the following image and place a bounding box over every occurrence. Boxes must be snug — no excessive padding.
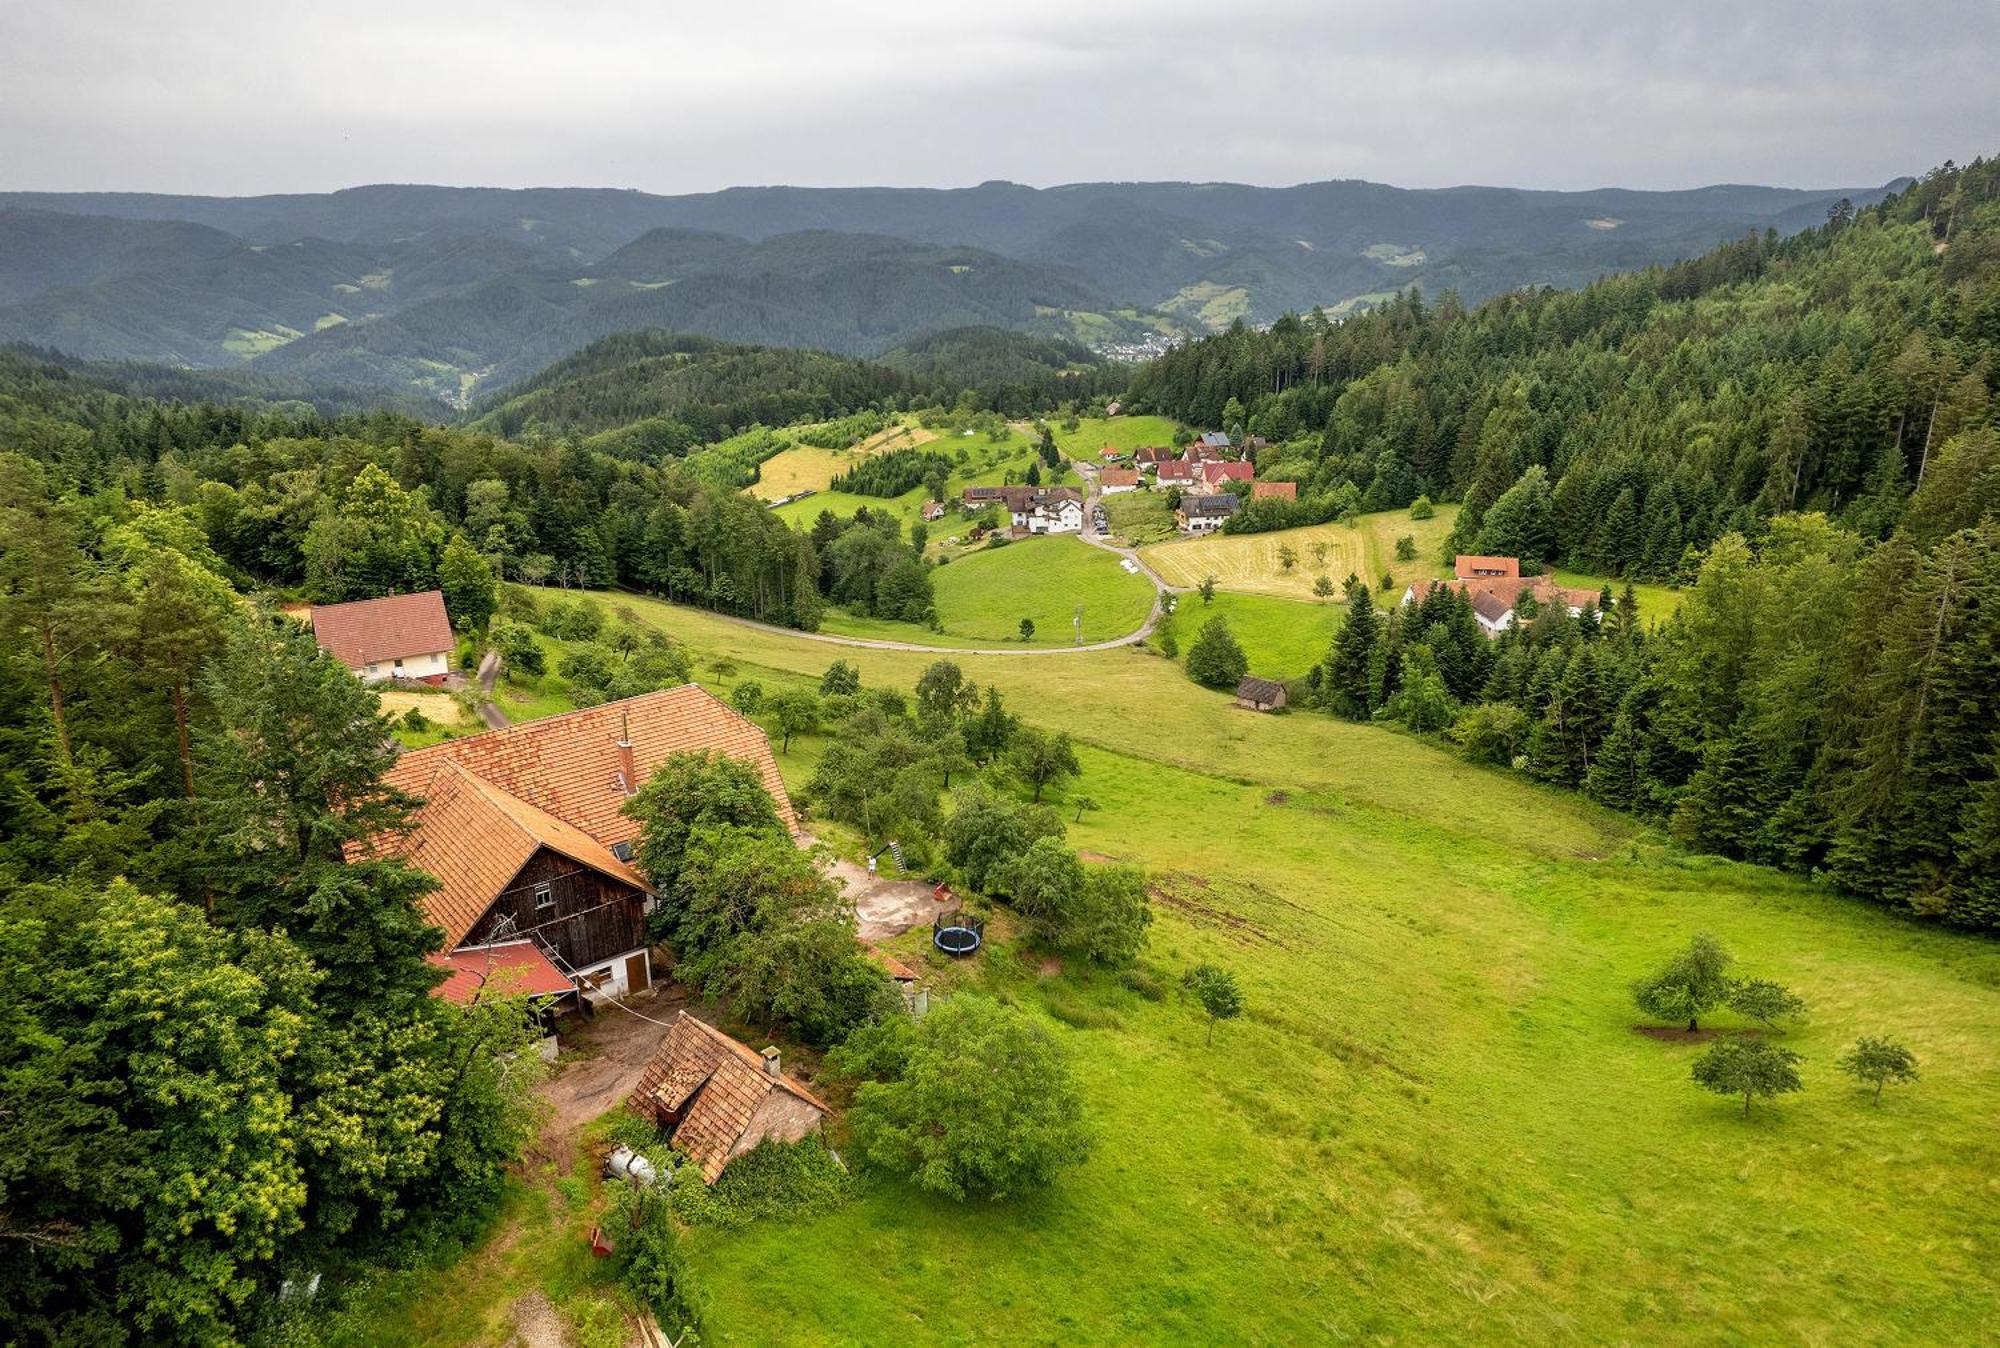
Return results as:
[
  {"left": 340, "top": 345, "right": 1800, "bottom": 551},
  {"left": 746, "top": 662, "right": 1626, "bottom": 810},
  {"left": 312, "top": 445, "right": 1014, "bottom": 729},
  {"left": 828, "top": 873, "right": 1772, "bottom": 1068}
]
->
[{"left": 3, "top": 0, "right": 1992, "bottom": 196}]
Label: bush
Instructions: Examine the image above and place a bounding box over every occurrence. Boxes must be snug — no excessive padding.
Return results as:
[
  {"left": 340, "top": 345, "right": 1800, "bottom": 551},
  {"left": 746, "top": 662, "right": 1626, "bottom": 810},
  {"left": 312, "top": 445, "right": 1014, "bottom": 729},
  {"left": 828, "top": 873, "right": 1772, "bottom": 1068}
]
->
[
  {"left": 670, "top": 1136, "right": 854, "bottom": 1229},
  {"left": 402, "top": 706, "right": 431, "bottom": 733},
  {"left": 606, "top": 1178, "right": 704, "bottom": 1340},
  {"left": 1410, "top": 494, "right": 1435, "bottom": 520},
  {"left": 1120, "top": 966, "right": 1168, "bottom": 1001},
  {"left": 490, "top": 617, "right": 545, "bottom": 676},
  {"left": 730, "top": 680, "right": 765, "bottom": 715},
  {"left": 1449, "top": 702, "right": 1529, "bottom": 764}
]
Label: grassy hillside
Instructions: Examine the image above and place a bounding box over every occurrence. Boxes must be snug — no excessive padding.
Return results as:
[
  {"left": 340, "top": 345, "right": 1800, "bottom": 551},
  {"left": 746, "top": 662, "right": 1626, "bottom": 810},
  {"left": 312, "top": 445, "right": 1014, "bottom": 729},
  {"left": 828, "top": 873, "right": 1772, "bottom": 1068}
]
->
[
  {"left": 1154, "top": 590, "right": 1339, "bottom": 678},
  {"left": 1048, "top": 413, "right": 1182, "bottom": 459},
  {"left": 1141, "top": 506, "right": 1460, "bottom": 599},
  {"left": 750, "top": 421, "right": 938, "bottom": 501},
  {"left": 518, "top": 590, "right": 2000, "bottom": 1344},
  {"left": 815, "top": 536, "right": 1155, "bottom": 649},
  {"left": 770, "top": 424, "right": 1076, "bottom": 528}
]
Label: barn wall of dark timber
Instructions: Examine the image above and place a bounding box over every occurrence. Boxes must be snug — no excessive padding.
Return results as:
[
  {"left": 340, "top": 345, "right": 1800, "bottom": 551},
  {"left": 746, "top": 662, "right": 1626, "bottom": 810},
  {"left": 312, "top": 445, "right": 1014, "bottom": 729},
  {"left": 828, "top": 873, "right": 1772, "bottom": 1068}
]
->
[{"left": 464, "top": 847, "right": 646, "bottom": 972}]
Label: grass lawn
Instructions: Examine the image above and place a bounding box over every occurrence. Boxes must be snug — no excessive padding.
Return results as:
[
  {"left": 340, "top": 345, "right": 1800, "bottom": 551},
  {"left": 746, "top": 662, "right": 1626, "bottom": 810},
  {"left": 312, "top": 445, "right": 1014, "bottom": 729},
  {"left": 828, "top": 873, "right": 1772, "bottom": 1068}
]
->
[
  {"left": 380, "top": 687, "right": 477, "bottom": 749},
  {"left": 1049, "top": 414, "right": 1182, "bottom": 460},
  {"left": 1140, "top": 504, "right": 1459, "bottom": 601},
  {"left": 1100, "top": 489, "right": 1177, "bottom": 546},
  {"left": 815, "top": 535, "right": 1156, "bottom": 648},
  {"left": 1155, "top": 590, "right": 1339, "bottom": 679},
  {"left": 513, "top": 591, "right": 2000, "bottom": 1346}
]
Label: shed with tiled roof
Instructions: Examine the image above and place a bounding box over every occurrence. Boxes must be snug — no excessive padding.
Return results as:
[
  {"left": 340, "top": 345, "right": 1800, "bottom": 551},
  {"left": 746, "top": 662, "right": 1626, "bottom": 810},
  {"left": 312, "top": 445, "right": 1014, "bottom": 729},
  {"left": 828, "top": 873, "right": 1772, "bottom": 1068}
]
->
[{"left": 628, "top": 1012, "right": 829, "bottom": 1183}]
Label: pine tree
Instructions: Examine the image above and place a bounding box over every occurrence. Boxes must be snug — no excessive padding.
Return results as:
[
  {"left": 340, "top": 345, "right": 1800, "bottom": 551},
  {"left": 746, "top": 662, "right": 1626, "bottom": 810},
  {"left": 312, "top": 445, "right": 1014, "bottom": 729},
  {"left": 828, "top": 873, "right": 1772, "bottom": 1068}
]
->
[{"left": 1323, "top": 583, "right": 1378, "bottom": 720}]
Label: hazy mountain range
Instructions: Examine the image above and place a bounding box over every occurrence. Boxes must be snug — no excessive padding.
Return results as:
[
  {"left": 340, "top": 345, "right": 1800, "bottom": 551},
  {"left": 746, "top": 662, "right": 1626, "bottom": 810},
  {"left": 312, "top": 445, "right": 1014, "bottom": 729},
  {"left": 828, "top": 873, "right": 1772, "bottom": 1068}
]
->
[{"left": 0, "top": 176, "right": 1904, "bottom": 404}]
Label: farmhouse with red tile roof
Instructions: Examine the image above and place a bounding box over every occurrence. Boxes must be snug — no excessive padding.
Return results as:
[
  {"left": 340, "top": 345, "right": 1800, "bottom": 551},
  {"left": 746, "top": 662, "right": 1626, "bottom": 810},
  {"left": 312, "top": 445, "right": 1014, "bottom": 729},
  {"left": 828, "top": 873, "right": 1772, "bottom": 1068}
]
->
[
  {"left": 311, "top": 589, "right": 454, "bottom": 684},
  {"left": 367, "top": 687, "right": 795, "bottom": 1002}
]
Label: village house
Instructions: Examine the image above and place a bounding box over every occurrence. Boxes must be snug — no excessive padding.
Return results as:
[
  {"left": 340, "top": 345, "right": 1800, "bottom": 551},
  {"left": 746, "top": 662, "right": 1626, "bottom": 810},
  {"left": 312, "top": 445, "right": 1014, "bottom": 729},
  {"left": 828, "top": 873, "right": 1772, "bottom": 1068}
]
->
[
  {"left": 1198, "top": 460, "right": 1253, "bottom": 490},
  {"left": 1400, "top": 556, "right": 1604, "bottom": 636},
  {"left": 628, "top": 1011, "right": 829, "bottom": 1183},
  {"left": 367, "top": 687, "right": 796, "bottom": 1004},
  {"left": 1098, "top": 467, "right": 1140, "bottom": 493},
  {"left": 1197, "top": 430, "right": 1232, "bottom": 451},
  {"left": 1235, "top": 675, "right": 1287, "bottom": 712},
  {"left": 1156, "top": 458, "right": 1197, "bottom": 486},
  {"left": 1134, "top": 445, "right": 1178, "bottom": 469},
  {"left": 1177, "top": 493, "right": 1240, "bottom": 534},
  {"left": 311, "top": 589, "right": 455, "bottom": 685},
  {"left": 960, "top": 484, "right": 1083, "bottom": 534},
  {"left": 921, "top": 499, "right": 946, "bottom": 522},
  {"left": 1251, "top": 480, "right": 1297, "bottom": 501}
]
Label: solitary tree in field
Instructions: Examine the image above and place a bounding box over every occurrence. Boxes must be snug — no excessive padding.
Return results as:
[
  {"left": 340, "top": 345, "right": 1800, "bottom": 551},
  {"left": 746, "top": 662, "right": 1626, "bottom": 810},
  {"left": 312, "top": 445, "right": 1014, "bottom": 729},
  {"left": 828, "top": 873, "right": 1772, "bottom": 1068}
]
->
[
  {"left": 1692, "top": 1039, "right": 1803, "bottom": 1118},
  {"left": 1633, "top": 933, "right": 1734, "bottom": 1031},
  {"left": 1182, "top": 963, "right": 1244, "bottom": 1045},
  {"left": 820, "top": 659, "right": 860, "bottom": 696},
  {"left": 1839, "top": 1037, "right": 1919, "bottom": 1104},
  {"left": 1395, "top": 535, "right": 1418, "bottom": 562},
  {"left": 1018, "top": 617, "right": 1036, "bottom": 642},
  {"left": 1184, "top": 617, "right": 1248, "bottom": 688},
  {"left": 1313, "top": 574, "right": 1335, "bottom": 600},
  {"left": 1309, "top": 541, "right": 1329, "bottom": 568},
  {"left": 1277, "top": 544, "right": 1298, "bottom": 572},
  {"left": 1071, "top": 794, "right": 1099, "bottom": 824},
  {"left": 1728, "top": 978, "right": 1807, "bottom": 1031},
  {"left": 1199, "top": 574, "right": 1217, "bottom": 605}
]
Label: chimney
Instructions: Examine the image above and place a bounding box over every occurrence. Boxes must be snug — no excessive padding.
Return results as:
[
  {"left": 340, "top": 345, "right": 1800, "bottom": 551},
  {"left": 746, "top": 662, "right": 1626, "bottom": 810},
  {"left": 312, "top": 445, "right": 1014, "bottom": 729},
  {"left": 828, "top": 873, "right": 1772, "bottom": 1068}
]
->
[
  {"left": 616, "top": 710, "right": 636, "bottom": 796},
  {"left": 761, "top": 1046, "right": 781, "bottom": 1079}
]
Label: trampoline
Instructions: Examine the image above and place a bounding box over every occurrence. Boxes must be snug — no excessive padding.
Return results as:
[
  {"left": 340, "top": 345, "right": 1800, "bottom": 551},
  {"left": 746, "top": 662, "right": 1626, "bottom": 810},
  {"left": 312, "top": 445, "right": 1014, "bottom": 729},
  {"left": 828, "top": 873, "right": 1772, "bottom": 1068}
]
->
[{"left": 933, "top": 910, "right": 985, "bottom": 957}]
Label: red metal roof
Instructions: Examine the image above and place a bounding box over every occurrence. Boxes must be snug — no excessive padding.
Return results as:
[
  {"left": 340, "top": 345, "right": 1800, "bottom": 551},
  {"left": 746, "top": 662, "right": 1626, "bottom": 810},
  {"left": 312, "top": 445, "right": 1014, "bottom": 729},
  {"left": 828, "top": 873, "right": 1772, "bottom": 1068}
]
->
[
  {"left": 311, "top": 590, "right": 454, "bottom": 668},
  {"left": 427, "top": 940, "right": 575, "bottom": 1004}
]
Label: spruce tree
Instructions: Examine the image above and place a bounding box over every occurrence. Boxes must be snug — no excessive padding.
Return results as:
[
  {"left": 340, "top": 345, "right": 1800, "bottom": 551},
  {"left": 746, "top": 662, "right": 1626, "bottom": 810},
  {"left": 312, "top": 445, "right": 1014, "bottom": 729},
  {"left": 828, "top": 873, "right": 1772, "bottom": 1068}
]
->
[{"left": 1324, "top": 582, "right": 1378, "bottom": 719}]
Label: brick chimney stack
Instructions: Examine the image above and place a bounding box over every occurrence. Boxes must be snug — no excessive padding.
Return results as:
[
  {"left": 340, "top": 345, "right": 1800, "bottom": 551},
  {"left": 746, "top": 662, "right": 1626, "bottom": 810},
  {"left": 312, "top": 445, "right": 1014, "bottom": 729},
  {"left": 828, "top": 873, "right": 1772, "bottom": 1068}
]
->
[
  {"left": 616, "top": 709, "right": 637, "bottom": 796},
  {"left": 761, "top": 1046, "right": 781, "bottom": 1078}
]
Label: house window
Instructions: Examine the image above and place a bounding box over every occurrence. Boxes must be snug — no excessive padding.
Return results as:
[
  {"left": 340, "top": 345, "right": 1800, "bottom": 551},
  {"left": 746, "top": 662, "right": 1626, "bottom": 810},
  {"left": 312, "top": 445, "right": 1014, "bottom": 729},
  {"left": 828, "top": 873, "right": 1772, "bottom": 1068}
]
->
[
  {"left": 393, "top": 657, "right": 404, "bottom": 670},
  {"left": 611, "top": 841, "right": 633, "bottom": 862},
  {"left": 534, "top": 881, "right": 554, "bottom": 911}
]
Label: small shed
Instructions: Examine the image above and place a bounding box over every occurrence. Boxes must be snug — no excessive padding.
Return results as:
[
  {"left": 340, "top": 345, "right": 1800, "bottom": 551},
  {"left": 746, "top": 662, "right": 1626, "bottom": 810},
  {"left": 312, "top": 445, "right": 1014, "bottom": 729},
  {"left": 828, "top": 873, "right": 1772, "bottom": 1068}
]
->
[
  {"left": 627, "top": 1012, "right": 829, "bottom": 1183},
  {"left": 1235, "top": 675, "right": 1287, "bottom": 712}
]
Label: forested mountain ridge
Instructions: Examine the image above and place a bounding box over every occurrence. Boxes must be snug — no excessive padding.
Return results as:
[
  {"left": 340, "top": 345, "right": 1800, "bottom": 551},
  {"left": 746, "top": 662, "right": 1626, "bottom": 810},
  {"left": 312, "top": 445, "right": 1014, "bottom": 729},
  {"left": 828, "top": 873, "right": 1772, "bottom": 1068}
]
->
[
  {"left": 469, "top": 327, "right": 1117, "bottom": 451},
  {"left": 1131, "top": 158, "right": 2000, "bottom": 578},
  {"left": 0, "top": 174, "right": 1897, "bottom": 401}
]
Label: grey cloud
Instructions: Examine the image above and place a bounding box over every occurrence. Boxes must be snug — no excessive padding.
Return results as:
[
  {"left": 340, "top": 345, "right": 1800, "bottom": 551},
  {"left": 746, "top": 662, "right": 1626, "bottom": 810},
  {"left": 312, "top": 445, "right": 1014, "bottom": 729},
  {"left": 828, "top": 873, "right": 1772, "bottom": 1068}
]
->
[{"left": 0, "top": 0, "right": 1991, "bottom": 194}]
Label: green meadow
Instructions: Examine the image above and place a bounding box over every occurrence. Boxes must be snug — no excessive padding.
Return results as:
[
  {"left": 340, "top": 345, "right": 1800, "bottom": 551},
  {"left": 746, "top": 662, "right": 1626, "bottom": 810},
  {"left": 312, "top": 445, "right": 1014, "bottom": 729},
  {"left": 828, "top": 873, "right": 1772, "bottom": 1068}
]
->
[
  {"left": 1154, "top": 589, "right": 1340, "bottom": 679},
  {"left": 565, "top": 591, "right": 2000, "bottom": 1345},
  {"left": 818, "top": 535, "right": 1157, "bottom": 648},
  {"left": 770, "top": 425, "right": 1079, "bottom": 530},
  {"left": 1049, "top": 413, "right": 1183, "bottom": 459}
]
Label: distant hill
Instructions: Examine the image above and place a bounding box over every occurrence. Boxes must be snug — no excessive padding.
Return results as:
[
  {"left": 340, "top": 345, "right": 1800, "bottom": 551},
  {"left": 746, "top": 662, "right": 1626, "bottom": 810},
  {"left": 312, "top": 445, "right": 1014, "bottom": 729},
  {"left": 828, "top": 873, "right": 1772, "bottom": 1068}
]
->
[{"left": 0, "top": 176, "right": 1904, "bottom": 402}]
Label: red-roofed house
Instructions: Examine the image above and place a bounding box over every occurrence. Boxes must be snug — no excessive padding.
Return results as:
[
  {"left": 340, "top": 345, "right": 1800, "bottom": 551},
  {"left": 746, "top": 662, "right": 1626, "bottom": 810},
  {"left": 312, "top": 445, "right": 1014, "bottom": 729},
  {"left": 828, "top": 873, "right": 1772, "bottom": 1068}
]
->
[
  {"left": 367, "top": 687, "right": 797, "bottom": 1001},
  {"left": 427, "top": 940, "right": 578, "bottom": 1006},
  {"left": 1134, "top": 446, "right": 1177, "bottom": 468},
  {"left": 1252, "top": 481, "right": 1297, "bottom": 501},
  {"left": 311, "top": 590, "right": 455, "bottom": 684},
  {"left": 1199, "top": 461, "right": 1253, "bottom": 489},
  {"left": 1098, "top": 467, "right": 1140, "bottom": 493},
  {"left": 1156, "top": 459, "right": 1197, "bottom": 486},
  {"left": 1454, "top": 555, "right": 1521, "bottom": 580},
  {"left": 629, "top": 1012, "right": 830, "bottom": 1183}
]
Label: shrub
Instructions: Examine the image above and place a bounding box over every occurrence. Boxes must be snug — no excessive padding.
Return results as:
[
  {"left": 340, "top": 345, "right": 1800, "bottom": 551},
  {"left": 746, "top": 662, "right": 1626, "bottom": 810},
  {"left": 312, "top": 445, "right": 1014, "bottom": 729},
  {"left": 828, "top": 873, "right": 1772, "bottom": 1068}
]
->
[
  {"left": 1410, "top": 494, "right": 1435, "bottom": 520},
  {"left": 730, "top": 680, "right": 765, "bottom": 715},
  {"left": 402, "top": 706, "right": 431, "bottom": 733},
  {"left": 605, "top": 1176, "right": 704, "bottom": 1340},
  {"left": 670, "top": 1136, "right": 854, "bottom": 1229}
]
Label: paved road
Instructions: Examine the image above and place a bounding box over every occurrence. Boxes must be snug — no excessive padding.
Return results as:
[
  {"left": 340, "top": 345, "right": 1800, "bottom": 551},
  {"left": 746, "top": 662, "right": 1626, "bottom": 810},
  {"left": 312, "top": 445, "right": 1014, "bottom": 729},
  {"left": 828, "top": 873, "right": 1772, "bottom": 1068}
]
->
[{"left": 475, "top": 648, "right": 508, "bottom": 728}]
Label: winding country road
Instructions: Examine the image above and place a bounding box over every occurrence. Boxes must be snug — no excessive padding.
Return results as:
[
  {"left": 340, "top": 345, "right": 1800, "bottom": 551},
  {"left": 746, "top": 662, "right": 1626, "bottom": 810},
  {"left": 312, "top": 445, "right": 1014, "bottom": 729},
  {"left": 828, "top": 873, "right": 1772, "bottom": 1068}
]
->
[{"left": 682, "top": 458, "right": 1186, "bottom": 657}]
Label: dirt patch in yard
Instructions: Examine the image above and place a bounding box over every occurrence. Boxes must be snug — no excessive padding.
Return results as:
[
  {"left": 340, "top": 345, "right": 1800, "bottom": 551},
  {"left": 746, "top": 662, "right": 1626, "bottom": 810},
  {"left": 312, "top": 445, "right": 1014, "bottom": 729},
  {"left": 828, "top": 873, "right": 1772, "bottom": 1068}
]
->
[
  {"left": 1632, "top": 1025, "right": 1765, "bottom": 1044},
  {"left": 536, "top": 986, "right": 685, "bottom": 1168},
  {"left": 1147, "top": 873, "right": 1282, "bottom": 947}
]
